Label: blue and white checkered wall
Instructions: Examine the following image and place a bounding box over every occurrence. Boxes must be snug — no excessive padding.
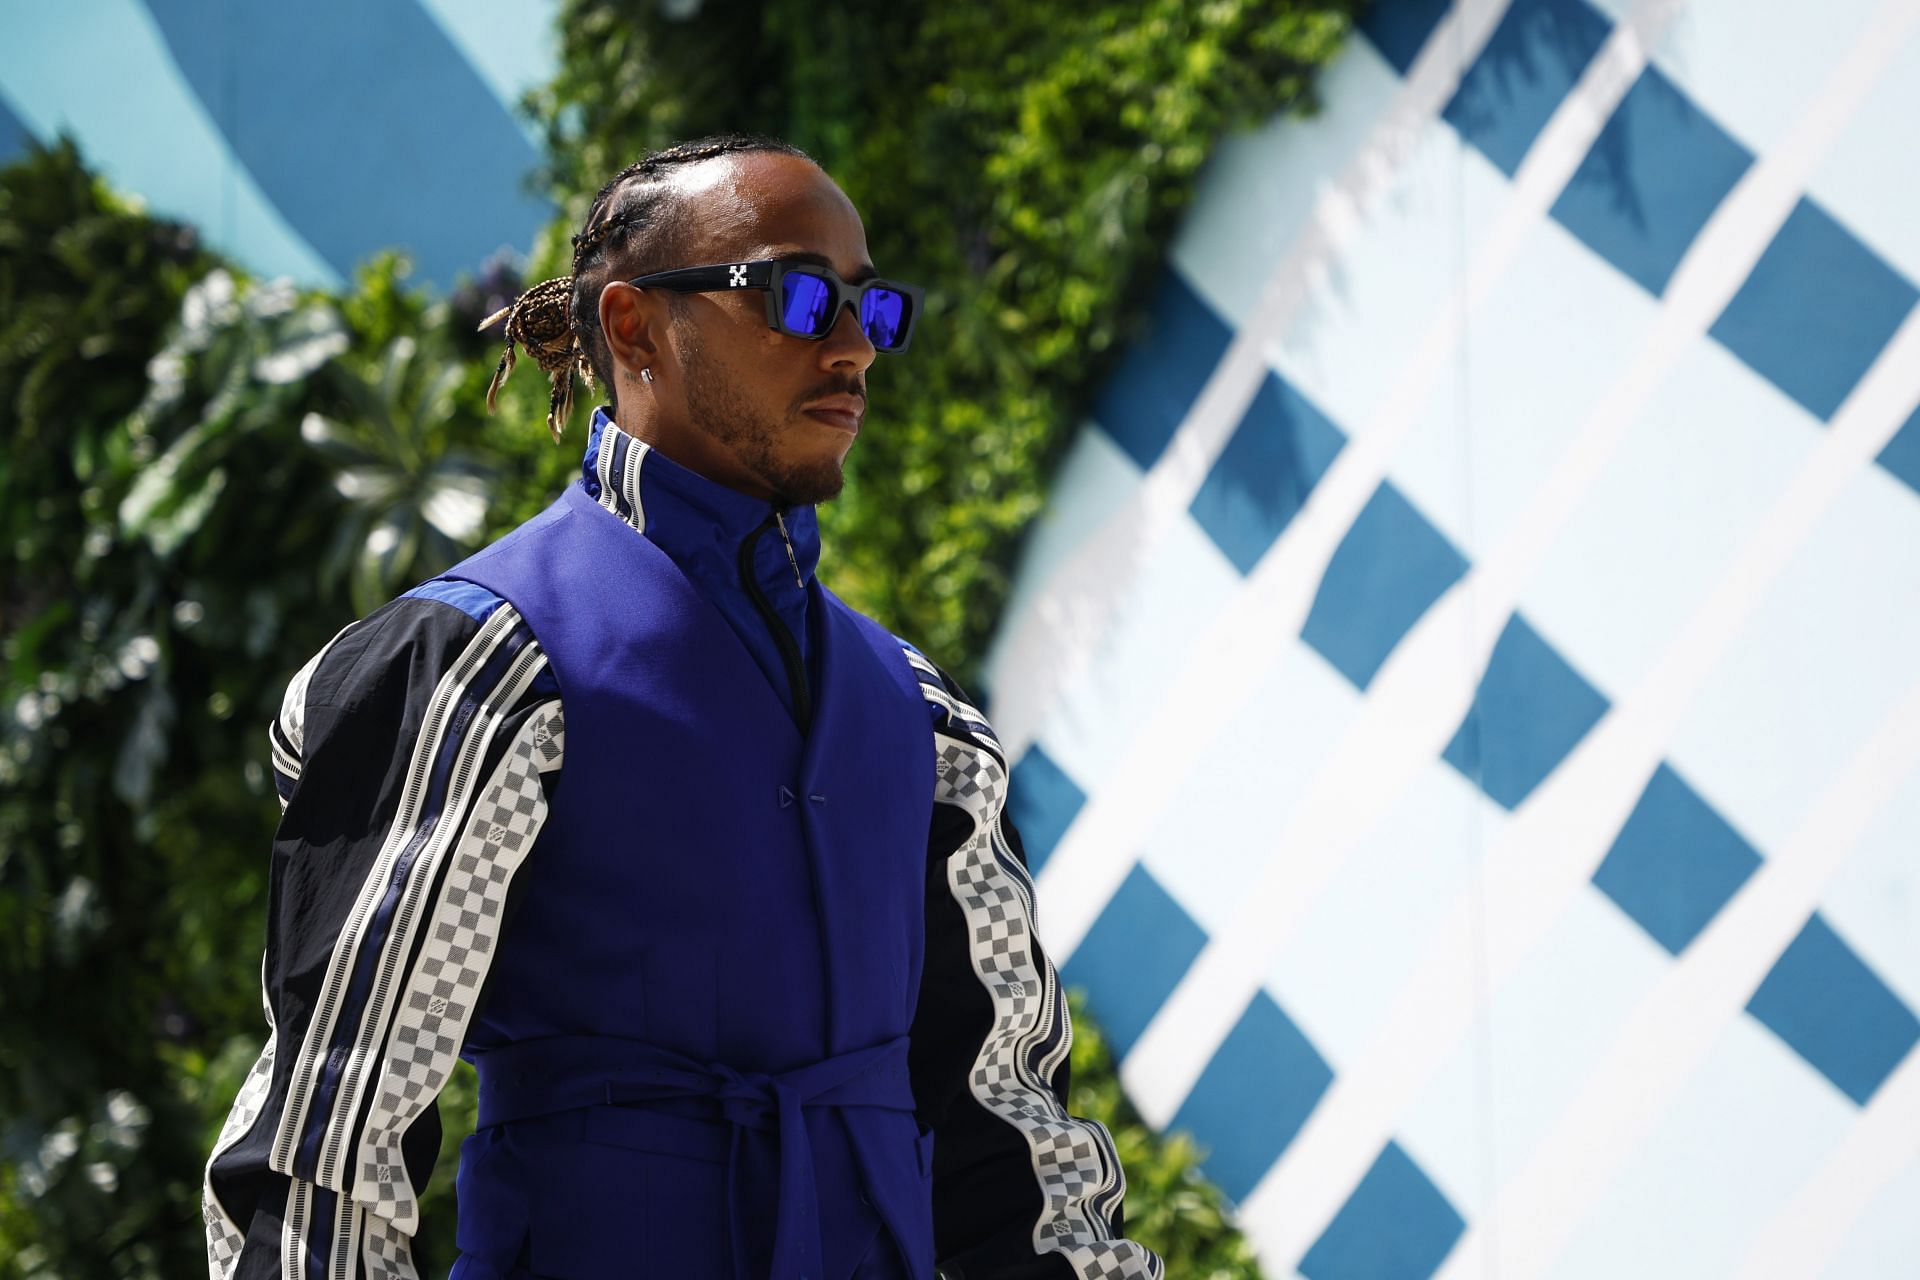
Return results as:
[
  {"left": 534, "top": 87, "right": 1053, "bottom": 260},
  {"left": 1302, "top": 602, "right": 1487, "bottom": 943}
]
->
[
  {"left": 0, "top": 0, "right": 559, "bottom": 291},
  {"left": 982, "top": 1, "right": 1920, "bottom": 1277}
]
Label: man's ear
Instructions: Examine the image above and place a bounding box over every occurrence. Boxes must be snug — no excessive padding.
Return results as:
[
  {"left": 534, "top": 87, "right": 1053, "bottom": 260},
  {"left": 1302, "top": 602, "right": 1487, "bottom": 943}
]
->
[{"left": 598, "top": 280, "right": 665, "bottom": 378}]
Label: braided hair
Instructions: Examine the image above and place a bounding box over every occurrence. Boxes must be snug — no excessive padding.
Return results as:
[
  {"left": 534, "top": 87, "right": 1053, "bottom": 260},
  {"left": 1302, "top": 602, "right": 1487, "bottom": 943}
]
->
[{"left": 481, "top": 133, "right": 814, "bottom": 441}]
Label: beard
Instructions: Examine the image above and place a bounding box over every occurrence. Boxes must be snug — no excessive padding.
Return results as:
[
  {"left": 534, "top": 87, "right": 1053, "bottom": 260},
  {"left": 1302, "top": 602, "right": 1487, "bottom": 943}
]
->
[{"left": 677, "top": 324, "right": 849, "bottom": 507}]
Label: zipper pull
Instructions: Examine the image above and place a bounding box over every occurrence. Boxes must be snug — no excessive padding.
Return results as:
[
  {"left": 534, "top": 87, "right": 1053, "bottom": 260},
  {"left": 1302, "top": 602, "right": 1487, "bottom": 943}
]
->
[{"left": 773, "top": 511, "right": 804, "bottom": 589}]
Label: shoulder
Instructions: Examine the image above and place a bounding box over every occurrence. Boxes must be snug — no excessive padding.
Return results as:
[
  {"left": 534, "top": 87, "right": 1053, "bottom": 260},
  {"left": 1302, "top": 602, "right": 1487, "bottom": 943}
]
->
[
  {"left": 889, "top": 634, "right": 1004, "bottom": 761},
  {"left": 286, "top": 580, "right": 558, "bottom": 737},
  {"left": 270, "top": 578, "right": 561, "bottom": 801}
]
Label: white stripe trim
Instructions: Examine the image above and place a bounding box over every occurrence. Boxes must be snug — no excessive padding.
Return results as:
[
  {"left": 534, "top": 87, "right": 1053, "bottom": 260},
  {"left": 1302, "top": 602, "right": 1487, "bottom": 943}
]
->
[
  {"left": 273, "top": 1165, "right": 363, "bottom": 1280},
  {"left": 595, "top": 422, "right": 651, "bottom": 533},
  {"left": 594, "top": 422, "right": 623, "bottom": 519},
  {"left": 270, "top": 603, "right": 525, "bottom": 1180},
  {"left": 272, "top": 622, "right": 355, "bottom": 787},
  {"left": 902, "top": 647, "right": 1003, "bottom": 755},
  {"left": 332, "top": 1197, "right": 360, "bottom": 1280},
  {"left": 281, "top": 1177, "right": 309, "bottom": 1280},
  {"left": 623, "top": 431, "right": 649, "bottom": 533}
]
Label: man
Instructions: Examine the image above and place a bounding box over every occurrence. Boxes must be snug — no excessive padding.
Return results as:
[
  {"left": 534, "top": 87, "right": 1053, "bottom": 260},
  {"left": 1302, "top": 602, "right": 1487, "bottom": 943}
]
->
[{"left": 203, "top": 134, "right": 1163, "bottom": 1280}]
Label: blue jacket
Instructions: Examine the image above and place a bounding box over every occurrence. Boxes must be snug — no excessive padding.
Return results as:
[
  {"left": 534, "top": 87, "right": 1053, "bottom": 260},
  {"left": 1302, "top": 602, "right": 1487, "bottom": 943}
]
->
[{"left": 203, "top": 413, "right": 1164, "bottom": 1280}]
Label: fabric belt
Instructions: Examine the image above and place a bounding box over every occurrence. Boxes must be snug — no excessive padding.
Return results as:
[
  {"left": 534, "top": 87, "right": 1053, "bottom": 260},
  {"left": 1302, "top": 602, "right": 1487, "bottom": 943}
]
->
[{"left": 473, "top": 1033, "right": 916, "bottom": 1280}]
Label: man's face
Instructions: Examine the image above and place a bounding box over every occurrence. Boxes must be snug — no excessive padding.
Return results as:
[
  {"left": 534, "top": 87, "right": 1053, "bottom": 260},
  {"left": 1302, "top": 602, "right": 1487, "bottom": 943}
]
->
[{"left": 649, "top": 153, "right": 880, "bottom": 506}]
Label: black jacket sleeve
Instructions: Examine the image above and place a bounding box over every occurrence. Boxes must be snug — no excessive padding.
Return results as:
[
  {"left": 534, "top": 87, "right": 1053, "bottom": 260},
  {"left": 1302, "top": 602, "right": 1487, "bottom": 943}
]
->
[
  {"left": 202, "top": 588, "right": 563, "bottom": 1278},
  {"left": 900, "top": 647, "right": 1163, "bottom": 1280}
]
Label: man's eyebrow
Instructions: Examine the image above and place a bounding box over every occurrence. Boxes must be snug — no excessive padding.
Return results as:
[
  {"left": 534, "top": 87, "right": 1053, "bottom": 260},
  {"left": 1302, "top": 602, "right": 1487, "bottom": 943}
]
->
[{"left": 776, "top": 250, "right": 879, "bottom": 284}]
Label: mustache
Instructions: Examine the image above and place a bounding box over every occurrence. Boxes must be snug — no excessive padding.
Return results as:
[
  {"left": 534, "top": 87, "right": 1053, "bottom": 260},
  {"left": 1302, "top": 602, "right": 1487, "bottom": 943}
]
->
[{"left": 792, "top": 377, "right": 866, "bottom": 409}]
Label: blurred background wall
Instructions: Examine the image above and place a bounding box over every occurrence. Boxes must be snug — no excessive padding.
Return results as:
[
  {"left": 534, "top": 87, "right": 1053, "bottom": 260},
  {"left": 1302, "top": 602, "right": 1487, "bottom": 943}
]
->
[
  {"left": 0, "top": 0, "right": 558, "bottom": 289},
  {"left": 4, "top": 1, "right": 1918, "bottom": 1278},
  {"left": 984, "top": 1, "right": 1920, "bottom": 1278}
]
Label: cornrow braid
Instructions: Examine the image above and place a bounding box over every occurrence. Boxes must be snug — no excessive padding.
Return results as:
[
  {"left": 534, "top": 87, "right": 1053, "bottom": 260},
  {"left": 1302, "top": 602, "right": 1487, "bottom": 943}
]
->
[{"left": 477, "top": 133, "right": 814, "bottom": 442}]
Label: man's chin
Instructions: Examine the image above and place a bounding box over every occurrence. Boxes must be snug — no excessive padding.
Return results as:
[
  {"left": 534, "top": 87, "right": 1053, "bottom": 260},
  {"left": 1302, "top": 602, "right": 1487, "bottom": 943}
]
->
[{"left": 770, "top": 458, "right": 846, "bottom": 507}]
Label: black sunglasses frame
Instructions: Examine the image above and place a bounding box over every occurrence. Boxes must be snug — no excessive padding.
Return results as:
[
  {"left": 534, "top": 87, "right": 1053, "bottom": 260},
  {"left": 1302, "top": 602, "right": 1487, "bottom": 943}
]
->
[{"left": 626, "top": 259, "right": 924, "bottom": 353}]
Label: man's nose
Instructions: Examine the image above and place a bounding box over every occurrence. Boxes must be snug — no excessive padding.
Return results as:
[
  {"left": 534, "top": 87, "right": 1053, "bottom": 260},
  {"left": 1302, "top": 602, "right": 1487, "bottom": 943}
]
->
[{"left": 819, "top": 301, "right": 877, "bottom": 370}]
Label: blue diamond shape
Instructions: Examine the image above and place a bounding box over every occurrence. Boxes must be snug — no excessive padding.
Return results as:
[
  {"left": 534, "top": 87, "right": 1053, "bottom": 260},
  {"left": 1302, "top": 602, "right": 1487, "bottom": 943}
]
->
[
  {"left": 1875, "top": 403, "right": 1920, "bottom": 497},
  {"left": 1189, "top": 372, "right": 1348, "bottom": 574},
  {"left": 1093, "top": 270, "right": 1234, "bottom": 471},
  {"left": 1591, "top": 763, "right": 1762, "bottom": 954},
  {"left": 1168, "top": 992, "right": 1334, "bottom": 1204},
  {"left": 1061, "top": 864, "right": 1209, "bottom": 1061},
  {"left": 1550, "top": 65, "right": 1752, "bottom": 296},
  {"left": 1363, "top": 0, "right": 1452, "bottom": 76},
  {"left": 1300, "top": 1141, "right": 1467, "bottom": 1280},
  {"left": 1708, "top": 198, "right": 1919, "bottom": 421},
  {"left": 1442, "top": 614, "right": 1610, "bottom": 810},
  {"left": 1442, "top": 0, "right": 1614, "bottom": 177},
  {"left": 1747, "top": 913, "right": 1920, "bottom": 1106},
  {"left": 1005, "top": 743, "right": 1085, "bottom": 876},
  {"left": 1302, "top": 482, "right": 1469, "bottom": 691}
]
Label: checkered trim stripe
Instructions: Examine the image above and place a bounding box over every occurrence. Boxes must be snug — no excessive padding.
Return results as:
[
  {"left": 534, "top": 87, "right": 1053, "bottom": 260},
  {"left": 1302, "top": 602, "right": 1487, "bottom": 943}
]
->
[
  {"left": 937, "top": 731, "right": 1162, "bottom": 1279},
  {"left": 935, "top": 733, "right": 1008, "bottom": 825},
  {"left": 204, "top": 965, "right": 280, "bottom": 1279},
  {"left": 203, "top": 1041, "right": 274, "bottom": 1274},
  {"left": 362, "top": 1206, "right": 420, "bottom": 1280},
  {"left": 354, "top": 701, "right": 563, "bottom": 1232}
]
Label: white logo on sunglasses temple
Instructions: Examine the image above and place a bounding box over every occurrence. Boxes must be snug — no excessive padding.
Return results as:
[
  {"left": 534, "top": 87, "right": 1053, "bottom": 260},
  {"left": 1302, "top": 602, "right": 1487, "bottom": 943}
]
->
[{"left": 729, "top": 264, "right": 748, "bottom": 287}]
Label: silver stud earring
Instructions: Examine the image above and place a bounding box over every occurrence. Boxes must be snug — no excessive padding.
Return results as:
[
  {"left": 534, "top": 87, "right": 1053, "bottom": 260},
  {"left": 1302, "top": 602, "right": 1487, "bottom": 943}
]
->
[{"left": 640, "top": 367, "right": 655, "bottom": 384}]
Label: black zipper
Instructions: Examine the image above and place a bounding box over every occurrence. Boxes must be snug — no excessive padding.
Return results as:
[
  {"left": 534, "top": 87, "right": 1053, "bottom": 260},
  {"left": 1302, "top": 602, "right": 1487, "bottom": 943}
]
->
[{"left": 737, "top": 511, "right": 812, "bottom": 734}]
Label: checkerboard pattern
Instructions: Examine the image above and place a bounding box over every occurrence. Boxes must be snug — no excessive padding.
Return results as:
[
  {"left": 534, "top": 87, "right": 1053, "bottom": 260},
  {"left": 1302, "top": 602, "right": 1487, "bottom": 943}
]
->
[
  {"left": 203, "top": 1038, "right": 277, "bottom": 1276},
  {"left": 934, "top": 732, "right": 1008, "bottom": 831},
  {"left": 985, "top": 2, "right": 1920, "bottom": 1276},
  {"left": 936, "top": 728, "right": 1160, "bottom": 1278},
  {"left": 361, "top": 1209, "right": 419, "bottom": 1280},
  {"left": 202, "top": 1190, "right": 248, "bottom": 1279},
  {"left": 355, "top": 704, "right": 560, "bottom": 1232}
]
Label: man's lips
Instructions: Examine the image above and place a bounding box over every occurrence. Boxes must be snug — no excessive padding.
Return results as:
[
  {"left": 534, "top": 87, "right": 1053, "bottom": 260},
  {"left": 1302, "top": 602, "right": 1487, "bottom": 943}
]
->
[{"left": 802, "top": 395, "right": 864, "bottom": 433}]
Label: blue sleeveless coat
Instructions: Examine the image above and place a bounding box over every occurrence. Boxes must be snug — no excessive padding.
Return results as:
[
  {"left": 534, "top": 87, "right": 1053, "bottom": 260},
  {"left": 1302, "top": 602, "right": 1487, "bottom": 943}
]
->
[{"left": 441, "top": 480, "right": 937, "bottom": 1280}]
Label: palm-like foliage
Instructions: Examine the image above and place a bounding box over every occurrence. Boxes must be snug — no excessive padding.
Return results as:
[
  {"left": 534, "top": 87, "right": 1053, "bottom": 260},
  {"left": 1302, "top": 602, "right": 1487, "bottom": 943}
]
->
[
  {"left": 300, "top": 328, "right": 499, "bottom": 614},
  {"left": 0, "top": 143, "right": 494, "bottom": 1279}
]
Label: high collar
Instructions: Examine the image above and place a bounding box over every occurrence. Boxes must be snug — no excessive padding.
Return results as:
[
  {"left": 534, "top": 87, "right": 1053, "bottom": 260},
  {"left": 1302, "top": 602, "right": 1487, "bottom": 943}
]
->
[{"left": 580, "top": 406, "right": 822, "bottom": 598}]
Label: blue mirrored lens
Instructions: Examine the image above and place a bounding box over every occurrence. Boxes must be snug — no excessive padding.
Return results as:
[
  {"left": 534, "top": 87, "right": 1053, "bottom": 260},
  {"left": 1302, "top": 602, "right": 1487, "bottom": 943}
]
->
[
  {"left": 860, "top": 288, "right": 907, "bottom": 349},
  {"left": 780, "top": 272, "right": 833, "bottom": 335}
]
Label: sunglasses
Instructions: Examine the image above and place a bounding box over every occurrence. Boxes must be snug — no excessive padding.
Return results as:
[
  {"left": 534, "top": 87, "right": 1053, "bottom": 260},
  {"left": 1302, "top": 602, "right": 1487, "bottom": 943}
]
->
[{"left": 626, "top": 258, "right": 924, "bottom": 353}]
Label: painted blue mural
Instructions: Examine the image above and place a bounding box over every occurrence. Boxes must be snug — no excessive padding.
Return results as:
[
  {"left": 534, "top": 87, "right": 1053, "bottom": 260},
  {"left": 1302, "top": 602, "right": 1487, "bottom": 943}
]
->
[
  {"left": 984, "top": 1, "right": 1920, "bottom": 1277},
  {"left": 0, "top": 0, "right": 557, "bottom": 290}
]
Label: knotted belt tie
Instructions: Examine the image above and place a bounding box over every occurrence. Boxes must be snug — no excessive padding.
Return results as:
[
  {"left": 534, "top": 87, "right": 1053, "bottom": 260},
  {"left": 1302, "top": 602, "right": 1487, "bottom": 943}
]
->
[{"left": 475, "top": 1033, "right": 916, "bottom": 1280}]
